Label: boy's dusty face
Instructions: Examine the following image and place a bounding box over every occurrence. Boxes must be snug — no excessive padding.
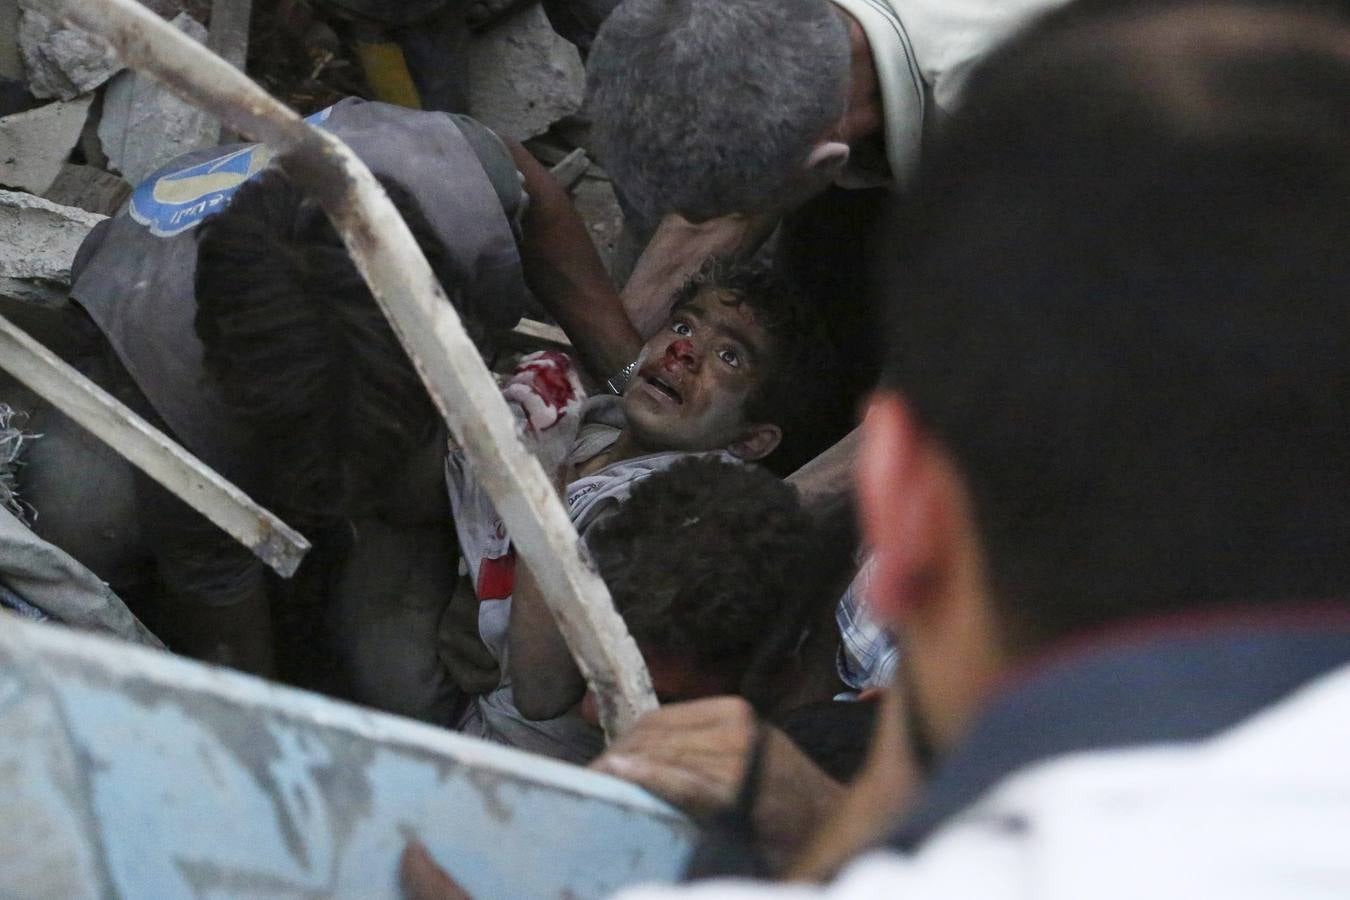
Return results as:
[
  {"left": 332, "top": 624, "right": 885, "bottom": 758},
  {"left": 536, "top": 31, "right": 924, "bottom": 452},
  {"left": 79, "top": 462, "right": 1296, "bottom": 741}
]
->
[{"left": 622, "top": 288, "right": 772, "bottom": 454}]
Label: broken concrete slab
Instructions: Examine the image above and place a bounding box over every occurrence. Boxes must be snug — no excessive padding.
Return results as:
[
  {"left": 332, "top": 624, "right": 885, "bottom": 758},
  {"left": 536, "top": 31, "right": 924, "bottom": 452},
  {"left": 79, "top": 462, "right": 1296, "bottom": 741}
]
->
[
  {"left": 468, "top": 3, "right": 585, "bottom": 141},
  {"left": 17, "top": 8, "right": 121, "bottom": 100},
  {"left": 42, "top": 162, "right": 131, "bottom": 216},
  {"left": 0, "top": 189, "right": 104, "bottom": 299},
  {"left": 0, "top": 94, "right": 92, "bottom": 194},
  {"left": 98, "top": 12, "right": 219, "bottom": 185},
  {"left": 569, "top": 171, "right": 629, "bottom": 280}
]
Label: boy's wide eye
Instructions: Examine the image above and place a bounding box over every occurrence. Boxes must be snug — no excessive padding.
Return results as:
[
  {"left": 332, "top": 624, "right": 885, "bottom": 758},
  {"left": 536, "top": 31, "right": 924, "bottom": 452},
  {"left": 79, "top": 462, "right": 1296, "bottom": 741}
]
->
[
  {"left": 672, "top": 321, "right": 693, "bottom": 337},
  {"left": 718, "top": 348, "right": 741, "bottom": 368}
]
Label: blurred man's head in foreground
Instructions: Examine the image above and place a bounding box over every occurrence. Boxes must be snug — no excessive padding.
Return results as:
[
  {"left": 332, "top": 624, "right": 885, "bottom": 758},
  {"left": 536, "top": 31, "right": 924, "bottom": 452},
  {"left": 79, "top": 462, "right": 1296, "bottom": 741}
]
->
[{"left": 860, "top": 1, "right": 1350, "bottom": 750}]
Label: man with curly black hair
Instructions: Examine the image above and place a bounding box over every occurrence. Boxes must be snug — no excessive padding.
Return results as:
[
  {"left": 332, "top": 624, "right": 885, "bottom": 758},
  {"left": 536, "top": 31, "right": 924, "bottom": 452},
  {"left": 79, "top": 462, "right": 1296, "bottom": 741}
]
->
[
  {"left": 582, "top": 457, "right": 821, "bottom": 715},
  {"left": 459, "top": 455, "right": 823, "bottom": 764}
]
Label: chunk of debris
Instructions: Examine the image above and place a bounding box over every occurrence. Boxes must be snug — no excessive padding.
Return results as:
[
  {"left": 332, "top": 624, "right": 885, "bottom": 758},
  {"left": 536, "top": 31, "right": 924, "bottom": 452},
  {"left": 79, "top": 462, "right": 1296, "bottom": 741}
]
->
[
  {"left": 42, "top": 163, "right": 131, "bottom": 216},
  {"left": 205, "top": 0, "right": 252, "bottom": 72},
  {"left": 467, "top": 3, "right": 585, "bottom": 141},
  {"left": 548, "top": 146, "right": 591, "bottom": 192},
  {"left": 569, "top": 171, "right": 630, "bottom": 280},
  {"left": 0, "top": 94, "right": 93, "bottom": 195},
  {"left": 0, "top": 189, "right": 105, "bottom": 305},
  {"left": 17, "top": 8, "right": 122, "bottom": 101},
  {"left": 98, "top": 13, "right": 219, "bottom": 186}
]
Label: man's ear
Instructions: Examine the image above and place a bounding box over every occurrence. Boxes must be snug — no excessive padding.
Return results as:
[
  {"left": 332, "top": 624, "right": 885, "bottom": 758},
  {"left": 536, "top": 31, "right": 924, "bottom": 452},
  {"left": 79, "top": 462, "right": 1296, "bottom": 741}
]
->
[
  {"left": 806, "top": 141, "right": 851, "bottom": 181},
  {"left": 728, "top": 423, "right": 783, "bottom": 462},
  {"left": 858, "top": 393, "right": 967, "bottom": 627}
]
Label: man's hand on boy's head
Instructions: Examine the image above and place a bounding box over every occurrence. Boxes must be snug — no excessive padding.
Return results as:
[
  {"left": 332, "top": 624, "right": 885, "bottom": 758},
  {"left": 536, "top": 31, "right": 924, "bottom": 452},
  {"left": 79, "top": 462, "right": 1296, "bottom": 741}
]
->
[{"left": 503, "top": 350, "right": 585, "bottom": 477}]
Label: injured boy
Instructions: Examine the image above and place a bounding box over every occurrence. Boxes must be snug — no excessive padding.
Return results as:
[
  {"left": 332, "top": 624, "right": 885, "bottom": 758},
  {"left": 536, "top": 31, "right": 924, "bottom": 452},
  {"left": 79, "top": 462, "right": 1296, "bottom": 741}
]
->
[{"left": 447, "top": 260, "right": 835, "bottom": 762}]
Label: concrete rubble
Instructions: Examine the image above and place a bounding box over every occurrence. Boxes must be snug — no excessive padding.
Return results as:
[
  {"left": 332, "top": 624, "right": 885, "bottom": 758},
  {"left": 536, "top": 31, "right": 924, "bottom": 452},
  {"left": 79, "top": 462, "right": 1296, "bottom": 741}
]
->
[
  {"left": 0, "top": 0, "right": 629, "bottom": 310},
  {"left": 0, "top": 92, "right": 91, "bottom": 193},
  {"left": 0, "top": 188, "right": 103, "bottom": 303},
  {"left": 98, "top": 12, "right": 219, "bottom": 185},
  {"left": 467, "top": 2, "right": 587, "bottom": 142},
  {"left": 17, "top": 8, "right": 121, "bottom": 101}
]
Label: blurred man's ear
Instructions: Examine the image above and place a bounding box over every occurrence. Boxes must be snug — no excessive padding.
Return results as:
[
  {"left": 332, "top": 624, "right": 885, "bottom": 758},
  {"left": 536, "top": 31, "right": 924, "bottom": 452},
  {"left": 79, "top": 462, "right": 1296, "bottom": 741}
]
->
[
  {"left": 858, "top": 393, "right": 966, "bottom": 627},
  {"left": 859, "top": 393, "right": 1007, "bottom": 750},
  {"left": 729, "top": 423, "right": 783, "bottom": 461}
]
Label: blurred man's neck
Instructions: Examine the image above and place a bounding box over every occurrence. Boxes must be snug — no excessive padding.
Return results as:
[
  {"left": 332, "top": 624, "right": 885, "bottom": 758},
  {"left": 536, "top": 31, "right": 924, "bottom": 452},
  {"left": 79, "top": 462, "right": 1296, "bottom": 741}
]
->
[{"left": 835, "top": 7, "right": 884, "bottom": 147}]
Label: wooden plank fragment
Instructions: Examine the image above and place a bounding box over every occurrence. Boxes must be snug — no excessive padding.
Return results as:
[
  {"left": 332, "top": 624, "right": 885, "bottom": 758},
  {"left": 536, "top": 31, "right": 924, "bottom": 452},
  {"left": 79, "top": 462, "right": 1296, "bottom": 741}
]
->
[
  {"left": 0, "top": 312, "right": 310, "bottom": 577},
  {"left": 27, "top": 0, "right": 658, "bottom": 738}
]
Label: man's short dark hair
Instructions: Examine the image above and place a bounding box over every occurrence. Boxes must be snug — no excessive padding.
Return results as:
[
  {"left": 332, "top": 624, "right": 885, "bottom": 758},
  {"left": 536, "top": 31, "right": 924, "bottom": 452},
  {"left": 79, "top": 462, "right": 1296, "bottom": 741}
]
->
[
  {"left": 881, "top": 3, "right": 1350, "bottom": 652},
  {"left": 588, "top": 457, "right": 820, "bottom": 700},
  {"left": 671, "top": 257, "right": 844, "bottom": 476}
]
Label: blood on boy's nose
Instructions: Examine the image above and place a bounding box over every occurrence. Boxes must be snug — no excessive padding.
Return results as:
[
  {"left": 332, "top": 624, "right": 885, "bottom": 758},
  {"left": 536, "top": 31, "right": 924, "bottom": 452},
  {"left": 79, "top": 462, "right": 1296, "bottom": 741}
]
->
[{"left": 665, "top": 338, "right": 697, "bottom": 367}]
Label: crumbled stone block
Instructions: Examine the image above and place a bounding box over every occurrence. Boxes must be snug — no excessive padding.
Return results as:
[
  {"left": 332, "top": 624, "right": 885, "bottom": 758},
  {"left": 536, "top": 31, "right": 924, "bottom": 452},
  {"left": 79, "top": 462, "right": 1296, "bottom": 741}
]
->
[
  {"left": 17, "top": 8, "right": 121, "bottom": 101},
  {"left": 468, "top": 3, "right": 585, "bottom": 141},
  {"left": 0, "top": 188, "right": 104, "bottom": 292},
  {"left": 98, "top": 12, "right": 219, "bottom": 186},
  {"left": 0, "top": 94, "right": 92, "bottom": 195}
]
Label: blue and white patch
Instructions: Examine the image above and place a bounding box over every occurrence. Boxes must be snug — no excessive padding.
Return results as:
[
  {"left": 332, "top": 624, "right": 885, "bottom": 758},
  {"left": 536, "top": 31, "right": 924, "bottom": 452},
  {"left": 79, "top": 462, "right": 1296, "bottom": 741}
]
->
[{"left": 129, "top": 107, "right": 334, "bottom": 238}]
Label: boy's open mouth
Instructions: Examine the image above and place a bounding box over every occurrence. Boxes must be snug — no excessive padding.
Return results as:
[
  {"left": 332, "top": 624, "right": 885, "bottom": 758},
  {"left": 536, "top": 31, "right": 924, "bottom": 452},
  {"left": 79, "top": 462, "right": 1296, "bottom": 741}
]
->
[{"left": 646, "top": 374, "right": 683, "bottom": 404}]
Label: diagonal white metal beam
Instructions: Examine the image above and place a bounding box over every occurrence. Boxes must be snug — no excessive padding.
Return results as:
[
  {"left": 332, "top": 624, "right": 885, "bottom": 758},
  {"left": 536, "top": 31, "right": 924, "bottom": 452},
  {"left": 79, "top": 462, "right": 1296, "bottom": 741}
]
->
[{"left": 0, "top": 312, "right": 310, "bottom": 576}]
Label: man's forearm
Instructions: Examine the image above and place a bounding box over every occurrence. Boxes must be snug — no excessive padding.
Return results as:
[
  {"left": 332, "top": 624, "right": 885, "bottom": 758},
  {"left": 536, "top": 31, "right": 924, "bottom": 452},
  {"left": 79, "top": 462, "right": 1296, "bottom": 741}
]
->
[
  {"left": 510, "top": 143, "right": 643, "bottom": 379},
  {"left": 622, "top": 212, "right": 780, "bottom": 338},
  {"left": 786, "top": 684, "right": 919, "bottom": 882},
  {"left": 787, "top": 427, "right": 859, "bottom": 523}
]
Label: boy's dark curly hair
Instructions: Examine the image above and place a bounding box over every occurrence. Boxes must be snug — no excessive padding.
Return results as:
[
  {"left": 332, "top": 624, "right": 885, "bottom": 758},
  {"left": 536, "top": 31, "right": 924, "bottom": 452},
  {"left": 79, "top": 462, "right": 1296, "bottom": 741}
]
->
[
  {"left": 587, "top": 456, "right": 820, "bottom": 700},
  {"left": 670, "top": 258, "right": 843, "bottom": 477},
  {"left": 193, "top": 169, "right": 475, "bottom": 530}
]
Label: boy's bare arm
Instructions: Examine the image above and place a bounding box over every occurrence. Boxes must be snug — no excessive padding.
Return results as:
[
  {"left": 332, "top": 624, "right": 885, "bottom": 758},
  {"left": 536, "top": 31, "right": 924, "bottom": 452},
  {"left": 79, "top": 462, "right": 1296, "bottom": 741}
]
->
[
  {"left": 497, "top": 351, "right": 591, "bottom": 720},
  {"left": 507, "top": 555, "right": 588, "bottom": 721},
  {"left": 509, "top": 142, "right": 644, "bottom": 380}
]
